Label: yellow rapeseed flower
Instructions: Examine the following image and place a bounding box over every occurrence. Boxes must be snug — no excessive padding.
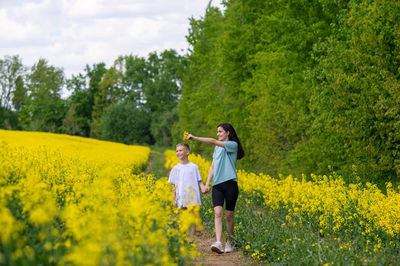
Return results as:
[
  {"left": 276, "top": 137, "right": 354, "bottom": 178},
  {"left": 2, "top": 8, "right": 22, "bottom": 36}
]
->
[
  {"left": 0, "top": 130, "right": 197, "bottom": 265},
  {"left": 183, "top": 131, "right": 189, "bottom": 141}
]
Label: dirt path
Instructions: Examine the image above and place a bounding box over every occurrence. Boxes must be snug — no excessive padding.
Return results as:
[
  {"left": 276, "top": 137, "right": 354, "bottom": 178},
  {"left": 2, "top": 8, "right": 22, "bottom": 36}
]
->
[{"left": 193, "top": 227, "right": 260, "bottom": 266}]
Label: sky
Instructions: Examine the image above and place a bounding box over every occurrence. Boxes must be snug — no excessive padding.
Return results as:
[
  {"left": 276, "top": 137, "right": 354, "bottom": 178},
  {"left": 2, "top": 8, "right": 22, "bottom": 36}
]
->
[{"left": 0, "top": 0, "right": 223, "bottom": 78}]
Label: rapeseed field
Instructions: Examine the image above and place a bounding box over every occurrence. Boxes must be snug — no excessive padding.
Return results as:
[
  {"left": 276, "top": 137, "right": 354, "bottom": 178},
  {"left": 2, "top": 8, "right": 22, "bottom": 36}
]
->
[
  {"left": 2, "top": 129, "right": 399, "bottom": 265},
  {"left": 165, "top": 149, "right": 400, "bottom": 264},
  {"left": 0, "top": 130, "right": 198, "bottom": 265}
]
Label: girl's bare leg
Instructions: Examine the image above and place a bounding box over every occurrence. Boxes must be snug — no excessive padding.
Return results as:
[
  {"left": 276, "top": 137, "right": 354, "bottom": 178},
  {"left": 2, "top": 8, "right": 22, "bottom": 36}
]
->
[
  {"left": 214, "top": 206, "right": 223, "bottom": 242},
  {"left": 226, "top": 210, "right": 234, "bottom": 239}
]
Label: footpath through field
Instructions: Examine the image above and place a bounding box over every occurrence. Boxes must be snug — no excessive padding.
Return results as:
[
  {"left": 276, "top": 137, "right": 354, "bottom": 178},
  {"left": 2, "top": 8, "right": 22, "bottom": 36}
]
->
[
  {"left": 193, "top": 226, "right": 259, "bottom": 266},
  {"left": 146, "top": 149, "right": 260, "bottom": 265}
]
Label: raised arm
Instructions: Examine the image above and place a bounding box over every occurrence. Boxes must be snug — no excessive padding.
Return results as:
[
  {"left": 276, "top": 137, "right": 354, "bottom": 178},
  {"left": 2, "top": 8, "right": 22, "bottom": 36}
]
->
[{"left": 186, "top": 134, "right": 225, "bottom": 148}]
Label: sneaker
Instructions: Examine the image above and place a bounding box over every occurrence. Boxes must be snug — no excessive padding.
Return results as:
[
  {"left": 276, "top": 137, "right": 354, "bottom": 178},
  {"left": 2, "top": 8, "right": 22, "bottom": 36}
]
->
[
  {"left": 211, "top": 241, "right": 224, "bottom": 254},
  {"left": 224, "top": 240, "right": 233, "bottom": 253}
]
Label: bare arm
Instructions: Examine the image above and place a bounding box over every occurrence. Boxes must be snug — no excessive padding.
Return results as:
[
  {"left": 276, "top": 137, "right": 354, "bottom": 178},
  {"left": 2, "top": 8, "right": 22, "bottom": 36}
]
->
[
  {"left": 186, "top": 134, "right": 225, "bottom": 148},
  {"left": 204, "top": 160, "right": 214, "bottom": 192},
  {"left": 198, "top": 180, "right": 205, "bottom": 192}
]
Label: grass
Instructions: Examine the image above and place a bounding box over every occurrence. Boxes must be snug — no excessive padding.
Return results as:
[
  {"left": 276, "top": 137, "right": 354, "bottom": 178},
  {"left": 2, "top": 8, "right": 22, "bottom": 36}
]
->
[
  {"left": 199, "top": 190, "right": 400, "bottom": 265},
  {"left": 144, "top": 149, "right": 169, "bottom": 179}
]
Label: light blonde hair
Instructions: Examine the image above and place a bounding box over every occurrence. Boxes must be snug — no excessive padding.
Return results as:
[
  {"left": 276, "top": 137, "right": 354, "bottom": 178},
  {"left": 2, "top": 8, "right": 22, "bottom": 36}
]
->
[{"left": 176, "top": 142, "right": 190, "bottom": 151}]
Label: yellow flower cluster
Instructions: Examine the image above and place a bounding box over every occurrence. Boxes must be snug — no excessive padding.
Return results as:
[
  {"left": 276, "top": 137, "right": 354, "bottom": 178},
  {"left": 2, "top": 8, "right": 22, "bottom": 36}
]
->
[
  {"left": 0, "top": 130, "right": 198, "bottom": 265},
  {"left": 165, "top": 149, "right": 400, "bottom": 244},
  {"left": 183, "top": 131, "right": 189, "bottom": 141},
  {"left": 0, "top": 129, "right": 150, "bottom": 173},
  {"left": 238, "top": 172, "right": 400, "bottom": 240}
]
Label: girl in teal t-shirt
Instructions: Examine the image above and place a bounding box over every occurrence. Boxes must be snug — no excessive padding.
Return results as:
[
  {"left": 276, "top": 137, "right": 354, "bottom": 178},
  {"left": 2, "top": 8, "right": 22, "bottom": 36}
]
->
[{"left": 186, "top": 123, "right": 244, "bottom": 254}]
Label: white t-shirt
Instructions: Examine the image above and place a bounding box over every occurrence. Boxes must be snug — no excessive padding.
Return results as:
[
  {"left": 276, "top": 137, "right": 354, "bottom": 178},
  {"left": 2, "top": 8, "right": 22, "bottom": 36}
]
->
[{"left": 168, "top": 162, "right": 202, "bottom": 208}]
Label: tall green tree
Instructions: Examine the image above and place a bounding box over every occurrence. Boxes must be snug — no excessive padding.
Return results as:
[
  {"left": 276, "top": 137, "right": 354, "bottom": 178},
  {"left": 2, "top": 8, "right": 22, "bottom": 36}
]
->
[
  {"left": 119, "top": 55, "right": 148, "bottom": 104},
  {"left": 109, "top": 51, "right": 186, "bottom": 146},
  {"left": 65, "top": 63, "right": 107, "bottom": 137},
  {"left": 0, "top": 55, "right": 26, "bottom": 129},
  {"left": 62, "top": 105, "right": 80, "bottom": 135},
  {"left": 144, "top": 50, "right": 186, "bottom": 146},
  {"left": 25, "top": 59, "right": 66, "bottom": 132},
  {"left": 144, "top": 50, "right": 185, "bottom": 113},
  {"left": 64, "top": 73, "right": 87, "bottom": 135},
  {"left": 90, "top": 66, "right": 122, "bottom": 137}
]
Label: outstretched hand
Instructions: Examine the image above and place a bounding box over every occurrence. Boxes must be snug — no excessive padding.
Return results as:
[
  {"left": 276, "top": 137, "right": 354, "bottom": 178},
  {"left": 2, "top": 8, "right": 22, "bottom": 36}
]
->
[{"left": 185, "top": 133, "right": 194, "bottom": 140}]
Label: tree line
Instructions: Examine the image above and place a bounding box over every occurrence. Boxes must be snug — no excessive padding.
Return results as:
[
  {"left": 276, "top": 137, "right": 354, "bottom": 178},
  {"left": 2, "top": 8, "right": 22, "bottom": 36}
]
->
[
  {"left": 1, "top": 0, "right": 399, "bottom": 184},
  {"left": 0, "top": 50, "right": 186, "bottom": 146},
  {"left": 176, "top": 0, "right": 400, "bottom": 184}
]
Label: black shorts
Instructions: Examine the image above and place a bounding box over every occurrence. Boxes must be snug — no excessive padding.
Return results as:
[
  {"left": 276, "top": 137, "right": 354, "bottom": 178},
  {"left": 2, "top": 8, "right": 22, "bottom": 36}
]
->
[{"left": 212, "top": 179, "right": 239, "bottom": 211}]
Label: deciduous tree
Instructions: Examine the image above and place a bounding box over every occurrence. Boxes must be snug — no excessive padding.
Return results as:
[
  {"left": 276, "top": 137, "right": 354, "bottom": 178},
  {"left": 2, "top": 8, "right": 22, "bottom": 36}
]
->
[{"left": 26, "top": 59, "right": 66, "bottom": 132}]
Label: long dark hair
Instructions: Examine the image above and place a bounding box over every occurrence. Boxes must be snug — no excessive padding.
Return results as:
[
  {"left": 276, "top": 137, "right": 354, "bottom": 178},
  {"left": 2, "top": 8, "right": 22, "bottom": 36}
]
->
[{"left": 218, "top": 123, "right": 245, "bottom": 160}]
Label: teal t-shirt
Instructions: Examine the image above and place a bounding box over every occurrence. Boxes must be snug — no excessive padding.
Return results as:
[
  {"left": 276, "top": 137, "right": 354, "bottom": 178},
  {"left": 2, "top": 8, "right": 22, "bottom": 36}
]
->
[{"left": 212, "top": 141, "right": 238, "bottom": 186}]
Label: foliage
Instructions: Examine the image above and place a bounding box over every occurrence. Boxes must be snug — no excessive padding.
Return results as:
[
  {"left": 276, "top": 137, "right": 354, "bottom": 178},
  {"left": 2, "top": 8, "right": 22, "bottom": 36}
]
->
[
  {"left": 150, "top": 107, "right": 178, "bottom": 147},
  {"left": 178, "top": 0, "right": 337, "bottom": 172},
  {"left": 26, "top": 59, "right": 67, "bottom": 132},
  {"left": 0, "top": 50, "right": 185, "bottom": 147},
  {"left": 62, "top": 105, "right": 80, "bottom": 135},
  {"left": 0, "top": 107, "right": 18, "bottom": 129},
  {"left": 291, "top": 0, "right": 400, "bottom": 183},
  {"left": 176, "top": 5, "right": 225, "bottom": 157},
  {"left": 177, "top": 0, "right": 400, "bottom": 183},
  {"left": 0, "top": 55, "right": 25, "bottom": 111},
  {"left": 66, "top": 64, "right": 107, "bottom": 137},
  {"left": 143, "top": 50, "right": 187, "bottom": 146},
  {"left": 90, "top": 66, "right": 124, "bottom": 138},
  {"left": 79, "top": 50, "right": 185, "bottom": 145},
  {"left": 0, "top": 55, "right": 26, "bottom": 129},
  {"left": 101, "top": 101, "right": 152, "bottom": 145}
]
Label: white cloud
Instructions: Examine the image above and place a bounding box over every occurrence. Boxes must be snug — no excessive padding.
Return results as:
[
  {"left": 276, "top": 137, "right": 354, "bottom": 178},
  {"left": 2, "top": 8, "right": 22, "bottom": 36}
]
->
[{"left": 0, "top": 0, "right": 223, "bottom": 78}]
